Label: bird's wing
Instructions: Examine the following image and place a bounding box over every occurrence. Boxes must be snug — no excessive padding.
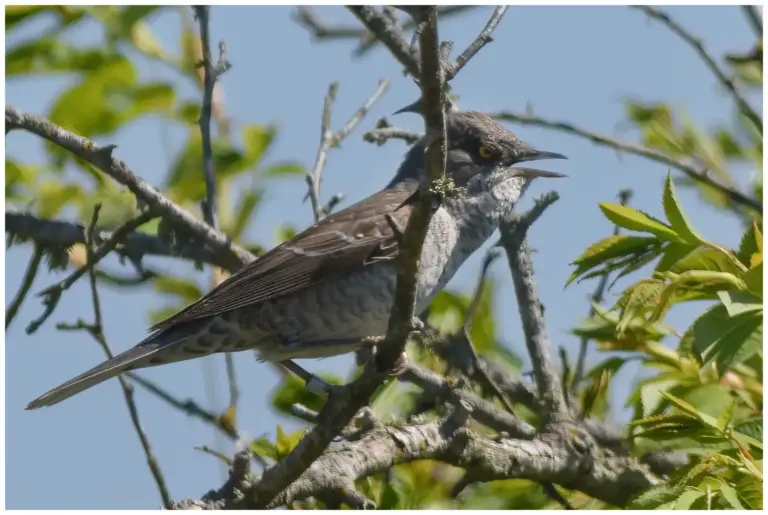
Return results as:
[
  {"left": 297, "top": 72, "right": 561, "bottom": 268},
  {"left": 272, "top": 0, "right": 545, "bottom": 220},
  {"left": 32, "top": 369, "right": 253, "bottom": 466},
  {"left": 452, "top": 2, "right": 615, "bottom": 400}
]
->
[{"left": 149, "top": 179, "right": 420, "bottom": 333}]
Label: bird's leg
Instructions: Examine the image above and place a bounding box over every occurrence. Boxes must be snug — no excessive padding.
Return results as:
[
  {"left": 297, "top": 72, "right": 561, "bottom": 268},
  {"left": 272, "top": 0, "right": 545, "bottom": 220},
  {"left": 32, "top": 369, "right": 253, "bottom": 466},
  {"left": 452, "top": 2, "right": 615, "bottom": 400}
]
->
[{"left": 278, "top": 360, "right": 339, "bottom": 397}]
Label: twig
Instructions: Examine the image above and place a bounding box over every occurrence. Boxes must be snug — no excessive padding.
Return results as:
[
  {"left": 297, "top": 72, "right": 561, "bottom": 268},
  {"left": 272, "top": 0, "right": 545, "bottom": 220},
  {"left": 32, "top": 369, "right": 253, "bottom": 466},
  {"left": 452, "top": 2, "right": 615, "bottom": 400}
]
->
[
  {"left": 492, "top": 111, "right": 762, "bottom": 213},
  {"left": 6, "top": 106, "right": 254, "bottom": 271},
  {"left": 26, "top": 210, "right": 157, "bottom": 334},
  {"left": 127, "top": 372, "right": 239, "bottom": 440},
  {"left": 444, "top": 6, "right": 509, "bottom": 80},
  {"left": 306, "top": 80, "right": 390, "bottom": 221},
  {"left": 742, "top": 5, "right": 763, "bottom": 36},
  {"left": 295, "top": 6, "right": 476, "bottom": 57},
  {"left": 401, "top": 362, "right": 535, "bottom": 438},
  {"left": 5, "top": 243, "right": 43, "bottom": 329},
  {"left": 193, "top": 5, "right": 240, "bottom": 423},
  {"left": 459, "top": 248, "right": 519, "bottom": 415},
  {"left": 363, "top": 118, "right": 422, "bottom": 146},
  {"left": 348, "top": 6, "right": 420, "bottom": 77},
  {"left": 195, "top": 445, "right": 235, "bottom": 466},
  {"left": 5, "top": 209, "right": 240, "bottom": 271},
  {"left": 72, "top": 205, "right": 172, "bottom": 508},
  {"left": 571, "top": 189, "right": 633, "bottom": 390},
  {"left": 499, "top": 192, "right": 569, "bottom": 418},
  {"left": 632, "top": 5, "right": 762, "bottom": 133}
]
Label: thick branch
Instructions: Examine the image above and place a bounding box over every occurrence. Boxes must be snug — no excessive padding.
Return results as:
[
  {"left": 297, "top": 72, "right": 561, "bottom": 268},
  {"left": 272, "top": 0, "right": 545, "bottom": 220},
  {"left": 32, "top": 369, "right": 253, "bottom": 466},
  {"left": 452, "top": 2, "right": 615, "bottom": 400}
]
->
[
  {"left": 5, "top": 106, "right": 254, "bottom": 272},
  {"left": 499, "top": 193, "right": 569, "bottom": 418},
  {"left": 492, "top": 111, "right": 762, "bottom": 213}
]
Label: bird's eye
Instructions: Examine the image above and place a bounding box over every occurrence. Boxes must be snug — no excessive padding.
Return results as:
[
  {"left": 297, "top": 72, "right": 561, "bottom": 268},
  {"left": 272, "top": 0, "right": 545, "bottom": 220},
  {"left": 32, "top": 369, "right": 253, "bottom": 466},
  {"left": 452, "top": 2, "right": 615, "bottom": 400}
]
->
[{"left": 478, "top": 144, "right": 495, "bottom": 159}]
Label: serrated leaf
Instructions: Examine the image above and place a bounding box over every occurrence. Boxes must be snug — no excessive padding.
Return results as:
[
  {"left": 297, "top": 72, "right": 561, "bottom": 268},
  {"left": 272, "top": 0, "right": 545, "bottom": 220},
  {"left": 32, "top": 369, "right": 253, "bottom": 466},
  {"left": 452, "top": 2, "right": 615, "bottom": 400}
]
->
[
  {"left": 581, "top": 368, "right": 612, "bottom": 418},
  {"left": 661, "top": 392, "right": 719, "bottom": 429},
  {"left": 274, "top": 426, "right": 306, "bottom": 459},
  {"left": 718, "top": 480, "right": 746, "bottom": 509},
  {"left": 663, "top": 173, "right": 703, "bottom": 244},
  {"left": 586, "top": 356, "right": 628, "bottom": 379},
  {"left": 627, "top": 483, "right": 684, "bottom": 509},
  {"left": 743, "top": 262, "right": 762, "bottom": 298},
  {"left": 599, "top": 202, "right": 682, "bottom": 242},
  {"left": 567, "top": 235, "right": 658, "bottom": 285}
]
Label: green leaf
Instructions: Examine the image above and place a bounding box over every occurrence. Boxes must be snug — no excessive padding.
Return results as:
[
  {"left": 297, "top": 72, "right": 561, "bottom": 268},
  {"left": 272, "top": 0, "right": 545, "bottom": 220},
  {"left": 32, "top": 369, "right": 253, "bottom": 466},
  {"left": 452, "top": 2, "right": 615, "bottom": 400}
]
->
[
  {"left": 744, "top": 262, "right": 762, "bottom": 298},
  {"left": 567, "top": 235, "right": 658, "bottom": 286},
  {"left": 264, "top": 162, "right": 305, "bottom": 177},
  {"left": 228, "top": 189, "right": 262, "bottom": 240},
  {"left": 717, "top": 291, "right": 762, "bottom": 317},
  {"left": 624, "top": 100, "right": 672, "bottom": 125},
  {"left": 274, "top": 426, "right": 306, "bottom": 460},
  {"left": 661, "top": 392, "right": 719, "bottom": 429},
  {"left": 736, "top": 220, "right": 762, "bottom": 268},
  {"left": 6, "top": 5, "right": 85, "bottom": 32},
  {"left": 242, "top": 124, "right": 276, "bottom": 166},
  {"left": 586, "top": 356, "right": 629, "bottom": 379},
  {"left": 674, "top": 488, "right": 705, "bottom": 509},
  {"left": 627, "top": 483, "right": 684, "bottom": 509},
  {"left": 153, "top": 276, "right": 202, "bottom": 302},
  {"left": 271, "top": 372, "right": 343, "bottom": 417},
  {"left": 35, "top": 181, "right": 84, "bottom": 218},
  {"left": 663, "top": 173, "right": 703, "bottom": 244},
  {"left": 124, "top": 82, "right": 175, "bottom": 118},
  {"left": 248, "top": 435, "right": 277, "bottom": 461},
  {"left": 681, "top": 303, "right": 762, "bottom": 373},
  {"left": 599, "top": 202, "right": 683, "bottom": 242},
  {"left": 718, "top": 481, "right": 746, "bottom": 510}
]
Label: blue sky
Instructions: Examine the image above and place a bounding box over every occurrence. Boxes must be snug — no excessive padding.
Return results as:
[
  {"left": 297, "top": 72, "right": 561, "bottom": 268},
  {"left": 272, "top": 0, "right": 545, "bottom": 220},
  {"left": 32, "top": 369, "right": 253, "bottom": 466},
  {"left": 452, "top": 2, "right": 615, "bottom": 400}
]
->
[{"left": 5, "top": 6, "right": 760, "bottom": 509}]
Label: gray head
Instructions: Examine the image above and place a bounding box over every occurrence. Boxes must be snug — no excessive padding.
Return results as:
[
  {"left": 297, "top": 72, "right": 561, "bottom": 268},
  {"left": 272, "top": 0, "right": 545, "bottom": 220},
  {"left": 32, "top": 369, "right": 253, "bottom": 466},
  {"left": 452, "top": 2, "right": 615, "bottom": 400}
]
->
[{"left": 392, "top": 110, "right": 566, "bottom": 216}]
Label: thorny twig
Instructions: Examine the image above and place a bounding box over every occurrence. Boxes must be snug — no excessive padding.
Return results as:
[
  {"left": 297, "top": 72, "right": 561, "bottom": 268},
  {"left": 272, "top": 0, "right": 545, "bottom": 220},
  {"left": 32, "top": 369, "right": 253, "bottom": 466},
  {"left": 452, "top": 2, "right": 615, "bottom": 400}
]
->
[
  {"left": 633, "top": 5, "right": 762, "bottom": 133},
  {"left": 492, "top": 111, "right": 762, "bottom": 213},
  {"left": 363, "top": 118, "right": 422, "bottom": 146},
  {"left": 305, "top": 79, "right": 390, "bottom": 222},
  {"left": 444, "top": 6, "right": 509, "bottom": 80},
  {"left": 742, "top": 5, "right": 763, "bottom": 36},
  {"left": 61, "top": 205, "right": 172, "bottom": 508}
]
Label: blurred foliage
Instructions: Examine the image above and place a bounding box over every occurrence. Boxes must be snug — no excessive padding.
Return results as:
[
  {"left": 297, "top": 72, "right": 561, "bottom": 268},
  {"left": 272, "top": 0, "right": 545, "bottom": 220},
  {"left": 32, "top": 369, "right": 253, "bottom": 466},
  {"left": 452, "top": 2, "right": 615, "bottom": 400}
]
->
[{"left": 6, "top": 5, "right": 763, "bottom": 510}]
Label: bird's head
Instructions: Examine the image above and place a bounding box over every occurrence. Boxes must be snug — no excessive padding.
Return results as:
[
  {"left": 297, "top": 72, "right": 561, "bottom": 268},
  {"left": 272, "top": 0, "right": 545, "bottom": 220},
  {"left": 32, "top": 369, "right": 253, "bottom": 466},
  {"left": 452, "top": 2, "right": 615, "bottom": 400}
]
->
[{"left": 394, "top": 110, "right": 567, "bottom": 217}]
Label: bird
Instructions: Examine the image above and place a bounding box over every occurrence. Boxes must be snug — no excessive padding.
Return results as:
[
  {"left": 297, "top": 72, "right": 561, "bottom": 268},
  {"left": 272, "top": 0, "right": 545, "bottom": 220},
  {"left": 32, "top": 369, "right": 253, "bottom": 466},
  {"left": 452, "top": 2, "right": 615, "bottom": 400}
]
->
[{"left": 26, "top": 109, "right": 566, "bottom": 410}]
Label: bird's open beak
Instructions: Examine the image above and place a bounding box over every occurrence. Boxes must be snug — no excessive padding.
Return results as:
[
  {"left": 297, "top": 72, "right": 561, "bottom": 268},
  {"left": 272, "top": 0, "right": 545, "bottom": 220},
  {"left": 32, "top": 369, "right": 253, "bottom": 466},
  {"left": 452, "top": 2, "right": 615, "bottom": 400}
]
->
[
  {"left": 509, "top": 149, "right": 567, "bottom": 178},
  {"left": 513, "top": 167, "right": 568, "bottom": 179},
  {"left": 515, "top": 149, "right": 568, "bottom": 164}
]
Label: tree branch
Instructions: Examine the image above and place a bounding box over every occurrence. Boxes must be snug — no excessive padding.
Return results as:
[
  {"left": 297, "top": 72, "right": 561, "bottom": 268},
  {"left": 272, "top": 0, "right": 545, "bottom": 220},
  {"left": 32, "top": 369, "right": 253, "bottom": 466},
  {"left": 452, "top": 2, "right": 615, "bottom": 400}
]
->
[
  {"left": 742, "top": 5, "right": 763, "bottom": 37},
  {"left": 491, "top": 110, "right": 762, "bottom": 213},
  {"left": 347, "top": 6, "right": 420, "bottom": 77},
  {"left": 5, "top": 106, "right": 254, "bottom": 272},
  {"left": 5, "top": 209, "right": 240, "bottom": 271},
  {"left": 306, "top": 79, "right": 389, "bottom": 222},
  {"left": 5, "top": 242, "right": 43, "bottom": 329},
  {"left": 632, "top": 5, "right": 762, "bottom": 133},
  {"left": 499, "top": 192, "right": 569, "bottom": 418},
  {"left": 444, "top": 6, "right": 509, "bottom": 80}
]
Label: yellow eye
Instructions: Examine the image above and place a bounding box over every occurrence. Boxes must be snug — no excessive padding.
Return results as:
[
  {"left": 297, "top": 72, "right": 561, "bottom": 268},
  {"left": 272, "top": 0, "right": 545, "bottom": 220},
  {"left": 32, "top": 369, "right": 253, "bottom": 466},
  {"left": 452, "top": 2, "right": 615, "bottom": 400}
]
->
[{"left": 478, "top": 145, "right": 494, "bottom": 158}]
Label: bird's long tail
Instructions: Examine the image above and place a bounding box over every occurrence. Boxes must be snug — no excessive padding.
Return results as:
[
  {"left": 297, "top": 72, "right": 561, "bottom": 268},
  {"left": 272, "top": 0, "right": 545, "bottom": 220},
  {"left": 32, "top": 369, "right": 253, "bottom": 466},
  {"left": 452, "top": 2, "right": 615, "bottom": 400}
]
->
[{"left": 26, "top": 322, "right": 209, "bottom": 410}]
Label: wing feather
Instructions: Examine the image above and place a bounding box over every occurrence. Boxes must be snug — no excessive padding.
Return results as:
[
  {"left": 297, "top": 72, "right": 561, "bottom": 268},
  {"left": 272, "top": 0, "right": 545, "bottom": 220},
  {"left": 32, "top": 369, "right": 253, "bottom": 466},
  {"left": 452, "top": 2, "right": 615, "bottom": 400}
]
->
[{"left": 150, "top": 179, "right": 419, "bottom": 333}]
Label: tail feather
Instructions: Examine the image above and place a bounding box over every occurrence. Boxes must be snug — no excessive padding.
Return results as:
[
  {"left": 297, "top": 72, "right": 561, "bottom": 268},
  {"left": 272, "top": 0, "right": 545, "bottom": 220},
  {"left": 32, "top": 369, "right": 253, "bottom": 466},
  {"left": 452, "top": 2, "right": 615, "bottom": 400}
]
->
[{"left": 26, "top": 321, "right": 209, "bottom": 410}]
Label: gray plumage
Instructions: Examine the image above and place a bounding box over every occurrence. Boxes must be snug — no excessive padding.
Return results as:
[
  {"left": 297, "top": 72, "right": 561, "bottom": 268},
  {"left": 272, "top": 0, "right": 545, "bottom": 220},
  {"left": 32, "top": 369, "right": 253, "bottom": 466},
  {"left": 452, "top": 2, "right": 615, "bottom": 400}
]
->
[{"left": 27, "top": 110, "right": 566, "bottom": 410}]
